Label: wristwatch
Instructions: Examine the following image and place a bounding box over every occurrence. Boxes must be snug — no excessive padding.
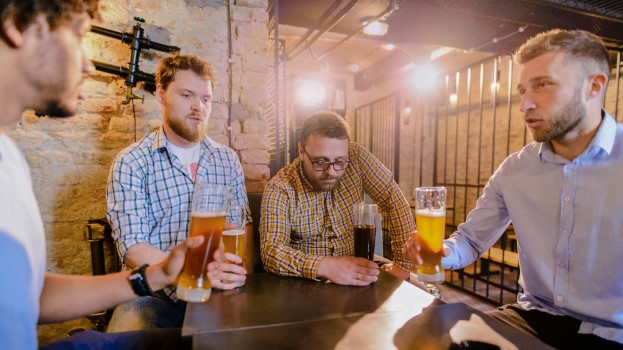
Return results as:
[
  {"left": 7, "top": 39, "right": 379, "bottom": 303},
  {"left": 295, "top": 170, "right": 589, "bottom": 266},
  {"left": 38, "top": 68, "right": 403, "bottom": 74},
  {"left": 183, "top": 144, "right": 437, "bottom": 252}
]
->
[{"left": 128, "top": 264, "right": 155, "bottom": 297}]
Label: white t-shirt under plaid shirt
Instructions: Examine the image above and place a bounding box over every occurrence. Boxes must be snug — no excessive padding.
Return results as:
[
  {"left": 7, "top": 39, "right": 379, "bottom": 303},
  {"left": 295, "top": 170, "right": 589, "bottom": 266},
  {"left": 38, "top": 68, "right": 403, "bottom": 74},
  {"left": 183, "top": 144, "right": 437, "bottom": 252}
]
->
[{"left": 106, "top": 128, "right": 249, "bottom": 262}]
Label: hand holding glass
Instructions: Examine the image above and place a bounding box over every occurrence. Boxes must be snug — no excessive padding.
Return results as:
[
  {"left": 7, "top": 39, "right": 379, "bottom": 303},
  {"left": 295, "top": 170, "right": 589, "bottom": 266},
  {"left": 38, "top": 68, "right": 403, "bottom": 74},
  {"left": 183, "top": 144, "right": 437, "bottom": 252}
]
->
[
  {"left": 177, "top": 183, "right": 232, "bottom": 302},
  {"left": 353, "top": 203, "right": 378, "bottom": 261},
  {"left": 414, "top": 187, "right": 447, "bottom": 285}
]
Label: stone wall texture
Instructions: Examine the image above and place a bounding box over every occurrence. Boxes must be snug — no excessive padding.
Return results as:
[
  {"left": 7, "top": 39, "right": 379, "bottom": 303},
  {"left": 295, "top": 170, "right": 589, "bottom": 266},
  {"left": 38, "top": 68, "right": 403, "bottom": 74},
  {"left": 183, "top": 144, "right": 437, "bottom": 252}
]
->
[{"left": 6, "top": 0, "right": 270, "bottom": 344}]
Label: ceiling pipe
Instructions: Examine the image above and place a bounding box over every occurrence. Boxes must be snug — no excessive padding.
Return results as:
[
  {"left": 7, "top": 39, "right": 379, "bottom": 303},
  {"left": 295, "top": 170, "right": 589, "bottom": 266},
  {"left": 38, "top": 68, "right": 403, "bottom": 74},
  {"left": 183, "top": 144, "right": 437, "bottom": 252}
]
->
[
  {"left": 315, "top": 0, "right": 398, "bottom": 62},
  {"left": 287, "top": 0, "right": 360, "bottom": 61},
  {"left": 286, "top": 0, "right": 343, "bottom": 57}
]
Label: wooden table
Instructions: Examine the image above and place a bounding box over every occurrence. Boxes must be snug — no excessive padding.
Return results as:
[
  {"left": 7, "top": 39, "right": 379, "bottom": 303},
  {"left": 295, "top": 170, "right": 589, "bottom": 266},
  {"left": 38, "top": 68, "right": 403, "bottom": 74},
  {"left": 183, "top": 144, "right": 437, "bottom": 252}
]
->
[{"left": 182, "top": 271, "right": 554, "bottom": 349}]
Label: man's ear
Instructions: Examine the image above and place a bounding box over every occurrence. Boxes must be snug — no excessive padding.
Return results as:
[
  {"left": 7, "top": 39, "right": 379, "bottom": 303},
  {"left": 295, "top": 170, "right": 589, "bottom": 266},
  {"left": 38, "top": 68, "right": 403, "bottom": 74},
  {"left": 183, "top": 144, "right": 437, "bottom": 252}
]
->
[
  {"left": 2, "top": 18, "right": 23, "bottom": 48},
  {"left": 2, "top": 14, "right": 51, "bottom": 48},
  {"left": 587, "top": 73, "right": 608, "bottom": 99},
  {"left": 155, "top": 84, "right": 165, "bottom": 104}
]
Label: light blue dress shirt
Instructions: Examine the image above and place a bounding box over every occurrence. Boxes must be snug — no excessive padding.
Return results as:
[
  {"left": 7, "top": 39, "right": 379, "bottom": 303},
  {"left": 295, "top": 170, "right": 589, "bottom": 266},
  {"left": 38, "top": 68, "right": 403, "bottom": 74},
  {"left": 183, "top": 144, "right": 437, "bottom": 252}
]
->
[{"left": 443, "top": 112, "right": 623, "bottom": 343}]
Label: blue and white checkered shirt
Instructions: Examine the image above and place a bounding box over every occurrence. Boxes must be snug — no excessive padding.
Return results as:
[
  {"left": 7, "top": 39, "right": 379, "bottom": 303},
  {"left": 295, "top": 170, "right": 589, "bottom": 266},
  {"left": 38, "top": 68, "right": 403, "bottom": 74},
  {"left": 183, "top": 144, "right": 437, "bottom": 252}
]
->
[{"left": 106, "top": 128, "right": 249, "bottom": 262}]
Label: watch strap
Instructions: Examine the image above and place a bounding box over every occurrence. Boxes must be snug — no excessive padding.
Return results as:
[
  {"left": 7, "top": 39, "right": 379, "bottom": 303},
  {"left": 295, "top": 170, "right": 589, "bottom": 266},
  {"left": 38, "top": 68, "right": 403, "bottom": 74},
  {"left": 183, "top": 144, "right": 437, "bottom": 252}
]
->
[{"left": 128, "top": 264, "right": 155, "bottom": 297}]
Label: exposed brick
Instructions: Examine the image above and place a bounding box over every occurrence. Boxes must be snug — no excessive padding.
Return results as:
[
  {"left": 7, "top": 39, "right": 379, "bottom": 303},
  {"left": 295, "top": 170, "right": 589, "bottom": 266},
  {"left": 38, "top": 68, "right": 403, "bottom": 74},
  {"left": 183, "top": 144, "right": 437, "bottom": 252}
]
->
[
  {"left": 240, "top": 149, "right": 270, "bottom": 164},
  {"left": 233, "top": 133, "right": 270, "bottom": 150},
  {"left": 242, "top": 117, "right": 267, "bottom": 133},
  {"left": 242, "top": 164, "right": 270, "bottom": 180},
  {"left": 236, "top": 0, "right": 267, "bottom": 8}
]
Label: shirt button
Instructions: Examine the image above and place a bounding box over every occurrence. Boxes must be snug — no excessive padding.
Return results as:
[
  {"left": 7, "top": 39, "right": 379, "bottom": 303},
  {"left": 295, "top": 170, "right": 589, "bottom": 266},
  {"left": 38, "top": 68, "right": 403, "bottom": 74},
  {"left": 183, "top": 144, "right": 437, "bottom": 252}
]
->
[
  {"left": 558, "top": 262, "right": 566, "bottom": 268},
  {"left": 564, "top": 196, "right": 571, "bottom": 202},
  {"left": 562, "top": 230, "right": 568, "bottom": 236},
  {"left": 557, "top": 296, "right": 563, "bottom": 302}
]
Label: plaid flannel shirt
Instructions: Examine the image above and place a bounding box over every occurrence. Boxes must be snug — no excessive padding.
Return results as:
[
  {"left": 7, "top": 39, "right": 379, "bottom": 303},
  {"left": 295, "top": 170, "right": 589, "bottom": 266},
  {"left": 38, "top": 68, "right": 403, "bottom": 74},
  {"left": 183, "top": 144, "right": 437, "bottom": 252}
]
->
[
  {"left": 260, "top": 143, "right": 415, "bottom": 280},
  {"left": 107, "top": 128, "right": 249, "bottom": 262}
]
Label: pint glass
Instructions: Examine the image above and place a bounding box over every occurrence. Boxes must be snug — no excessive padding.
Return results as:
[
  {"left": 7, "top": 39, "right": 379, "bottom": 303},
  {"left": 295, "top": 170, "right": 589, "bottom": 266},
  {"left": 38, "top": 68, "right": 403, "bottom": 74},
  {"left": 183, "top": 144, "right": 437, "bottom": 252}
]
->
[
  {"left": 414, "top": 187, "right": 446, "bottom": 284},
  {"left": 222, "top": 205, "right": 246, "bottom": 286},
  {"left": 177, "top": 183, "right": 232, "bottom": 302},
  {"left": 353, "top": 203, "right": 378, "bottom": 261}
]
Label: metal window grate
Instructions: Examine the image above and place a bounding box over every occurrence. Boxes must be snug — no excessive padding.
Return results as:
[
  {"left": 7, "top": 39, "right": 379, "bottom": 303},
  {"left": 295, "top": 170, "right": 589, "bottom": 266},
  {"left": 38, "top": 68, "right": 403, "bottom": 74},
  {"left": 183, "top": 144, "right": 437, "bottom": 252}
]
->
[{"left": 354, "top": 93, "right": 400, "bottom": 182}]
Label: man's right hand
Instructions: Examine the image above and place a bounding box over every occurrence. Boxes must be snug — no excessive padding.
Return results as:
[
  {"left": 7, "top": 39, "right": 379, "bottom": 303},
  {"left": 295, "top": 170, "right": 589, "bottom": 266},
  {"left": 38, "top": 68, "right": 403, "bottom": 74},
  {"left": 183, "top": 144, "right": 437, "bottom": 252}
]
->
[
  {"left": 209, "top": 252, "right": 247, "bottom": 289},
  {"left": 402, "top": 230, "right": 450, "bottom": 271},
  {"left": 317, "top": 256, "right": 379, "bottom": 286}
]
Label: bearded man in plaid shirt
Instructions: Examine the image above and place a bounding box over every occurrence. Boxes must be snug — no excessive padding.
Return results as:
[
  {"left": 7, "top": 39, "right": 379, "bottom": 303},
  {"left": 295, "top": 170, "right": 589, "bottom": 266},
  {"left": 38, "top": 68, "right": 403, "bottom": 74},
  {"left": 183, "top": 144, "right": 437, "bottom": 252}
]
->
[{"left": 260, "top": 111, "right": 417, "bottom": 286}]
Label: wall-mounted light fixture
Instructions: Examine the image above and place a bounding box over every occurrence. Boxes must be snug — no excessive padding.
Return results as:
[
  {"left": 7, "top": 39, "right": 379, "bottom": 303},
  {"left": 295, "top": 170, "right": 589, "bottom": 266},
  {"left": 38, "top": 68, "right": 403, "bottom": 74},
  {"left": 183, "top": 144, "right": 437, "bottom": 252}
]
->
[
  {"left": 449, "top": 93, "right": 458, "bottom": 105},
  {"left": 490, "top": 69, "right": 500, "bottom": 92},
  {"left": 448, "top": 72, "right": 459, "bottom": 107},
  {"left": 403, "top": 99, "right": 413, "bottom": 125},
  {"left": 491, "top": 69, "right": 500, "bottom": 106}
]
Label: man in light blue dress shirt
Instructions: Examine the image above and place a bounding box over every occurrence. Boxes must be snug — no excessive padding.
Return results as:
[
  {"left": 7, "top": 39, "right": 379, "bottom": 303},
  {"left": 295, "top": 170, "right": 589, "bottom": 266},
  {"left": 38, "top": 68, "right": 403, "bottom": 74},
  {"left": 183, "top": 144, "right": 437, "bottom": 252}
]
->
[{"left": 404, "top": 29, "right": 623, "bottom": 349}]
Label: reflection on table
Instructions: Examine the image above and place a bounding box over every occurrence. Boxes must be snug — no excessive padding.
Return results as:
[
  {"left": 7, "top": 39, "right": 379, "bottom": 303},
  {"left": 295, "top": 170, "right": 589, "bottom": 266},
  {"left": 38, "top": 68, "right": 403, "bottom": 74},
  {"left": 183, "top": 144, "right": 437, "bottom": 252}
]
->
[{"left": 182, "top": 271, "right": 553, "bottom": 349}]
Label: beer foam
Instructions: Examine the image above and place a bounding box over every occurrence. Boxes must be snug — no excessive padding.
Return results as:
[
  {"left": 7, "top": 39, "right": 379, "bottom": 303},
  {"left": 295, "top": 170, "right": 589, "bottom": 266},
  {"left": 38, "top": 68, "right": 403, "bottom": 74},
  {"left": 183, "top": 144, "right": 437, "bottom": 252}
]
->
[
  {"left": 415, "top": 209, "right": 446, "bottom": 217},
  {"left": 222, "top": 229, "right": 245, "bottom": 236},
  {"left": 191, "top": 211, "right": 226, "bottom": 218}
]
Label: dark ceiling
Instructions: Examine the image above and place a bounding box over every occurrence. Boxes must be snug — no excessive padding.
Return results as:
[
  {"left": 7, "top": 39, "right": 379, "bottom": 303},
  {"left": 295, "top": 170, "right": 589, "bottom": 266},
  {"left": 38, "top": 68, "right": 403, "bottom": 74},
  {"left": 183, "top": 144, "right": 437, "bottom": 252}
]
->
[{"left": 278, "top": 0, "right": 623, "bottom": 89}]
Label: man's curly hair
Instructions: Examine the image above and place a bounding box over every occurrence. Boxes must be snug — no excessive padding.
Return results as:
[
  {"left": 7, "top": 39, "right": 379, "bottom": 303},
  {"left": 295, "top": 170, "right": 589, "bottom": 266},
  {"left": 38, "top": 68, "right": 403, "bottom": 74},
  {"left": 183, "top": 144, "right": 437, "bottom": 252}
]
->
[{"left": 1, "top": 0, "right": 99, "bottom": 45}]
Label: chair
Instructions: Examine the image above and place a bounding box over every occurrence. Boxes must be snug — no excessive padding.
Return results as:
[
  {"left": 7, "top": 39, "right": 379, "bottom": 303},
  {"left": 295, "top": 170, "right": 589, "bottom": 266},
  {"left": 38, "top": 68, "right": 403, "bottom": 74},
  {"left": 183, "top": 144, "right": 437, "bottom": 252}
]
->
[
  {"left": 81, "top": 218, "right": 118, "bottom": 331},
  {"left": 246, "top": 192, "right": 265, "bottom": 273}
]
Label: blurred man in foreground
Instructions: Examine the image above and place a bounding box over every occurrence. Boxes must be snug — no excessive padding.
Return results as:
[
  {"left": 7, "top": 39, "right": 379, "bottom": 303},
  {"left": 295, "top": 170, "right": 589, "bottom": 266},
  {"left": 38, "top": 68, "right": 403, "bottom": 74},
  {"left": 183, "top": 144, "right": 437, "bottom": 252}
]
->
[{"left": 0, "top": 1, "right": 217, "bottom": 348}]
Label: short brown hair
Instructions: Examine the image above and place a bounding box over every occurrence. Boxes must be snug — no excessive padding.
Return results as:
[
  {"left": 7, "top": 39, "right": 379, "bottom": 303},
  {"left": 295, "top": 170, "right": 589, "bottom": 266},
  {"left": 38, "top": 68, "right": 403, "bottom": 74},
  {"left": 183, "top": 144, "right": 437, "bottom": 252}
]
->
[
  {"left": 514, "top": 29, "right": 610, "bottom": 77},
  {"left": 155, "top": 54, "right": 217, "bottom": 91},
  {"left": 300, "top": 111, "right": 350, "bottom": 146},
  {"left": 1, "top": 0, "right": 99, "bottom": 42}
]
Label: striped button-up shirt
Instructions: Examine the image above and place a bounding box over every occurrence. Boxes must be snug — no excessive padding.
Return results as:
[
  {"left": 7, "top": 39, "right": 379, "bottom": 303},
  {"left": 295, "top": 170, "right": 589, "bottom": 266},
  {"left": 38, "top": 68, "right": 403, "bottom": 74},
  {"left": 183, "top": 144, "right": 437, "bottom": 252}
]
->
[
  {"left": 107, "top": 128, "right": 248, "bottom": 261},
  {"left": 260, "top": 143, "right": 415, "bottom": 280}
]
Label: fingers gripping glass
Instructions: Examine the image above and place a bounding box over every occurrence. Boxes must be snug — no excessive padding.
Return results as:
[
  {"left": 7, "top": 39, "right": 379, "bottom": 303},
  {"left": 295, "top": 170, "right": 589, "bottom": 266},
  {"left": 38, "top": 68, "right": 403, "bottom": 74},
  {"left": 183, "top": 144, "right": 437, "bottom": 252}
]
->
[{"left": 302, "top": 148, "right": 350, "bottom": 171}]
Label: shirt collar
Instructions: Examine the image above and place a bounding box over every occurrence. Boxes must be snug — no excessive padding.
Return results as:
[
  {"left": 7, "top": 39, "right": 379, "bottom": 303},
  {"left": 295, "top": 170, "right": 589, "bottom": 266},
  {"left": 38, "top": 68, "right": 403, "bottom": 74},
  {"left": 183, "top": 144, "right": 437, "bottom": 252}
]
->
[
  {"left": 588, "top": 110, "right": 616, "bottom": 155},
  {"left": 296, "top": 157, "right": 316, "bottom": 192},
  {"left": 151, "top": 127, "right": 168, "bottom": 153},
  {"left": 150, "top": 127, "right": 220, "bottom": 159},
  {"left": 538, "top": 110, "right": 615, "bottom": 161}
]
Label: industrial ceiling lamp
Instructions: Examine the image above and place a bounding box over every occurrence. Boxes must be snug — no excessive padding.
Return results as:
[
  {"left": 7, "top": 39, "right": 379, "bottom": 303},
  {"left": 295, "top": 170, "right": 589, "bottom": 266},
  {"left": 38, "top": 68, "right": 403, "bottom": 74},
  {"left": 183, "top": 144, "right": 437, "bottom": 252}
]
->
[{"left": 363, "top": 21, "right": 389, "bottom": 36}]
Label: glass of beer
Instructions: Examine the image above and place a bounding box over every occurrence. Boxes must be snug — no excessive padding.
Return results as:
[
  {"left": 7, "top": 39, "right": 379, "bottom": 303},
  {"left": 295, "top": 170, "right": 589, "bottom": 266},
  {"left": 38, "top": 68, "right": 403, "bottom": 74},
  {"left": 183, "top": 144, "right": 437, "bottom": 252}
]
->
[
  {"left": 177, "top": 183, "right": 232, "bottom": 302},
  {"left": 353, "top": 203, "right": 378, "bottom": 261},
  {"left": 414, "top": 187, "right": 447, "bottom": 285},
  {"left": 222, "top": 205, "right": 246, "bottom": 287}
]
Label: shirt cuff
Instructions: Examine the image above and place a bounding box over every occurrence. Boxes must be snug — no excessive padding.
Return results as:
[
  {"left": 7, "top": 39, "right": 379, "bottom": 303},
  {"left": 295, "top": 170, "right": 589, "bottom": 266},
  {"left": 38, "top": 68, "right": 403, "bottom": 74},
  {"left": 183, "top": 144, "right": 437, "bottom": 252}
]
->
[{"left": 303, "top": 255, "right": 324, "bottom": 281}]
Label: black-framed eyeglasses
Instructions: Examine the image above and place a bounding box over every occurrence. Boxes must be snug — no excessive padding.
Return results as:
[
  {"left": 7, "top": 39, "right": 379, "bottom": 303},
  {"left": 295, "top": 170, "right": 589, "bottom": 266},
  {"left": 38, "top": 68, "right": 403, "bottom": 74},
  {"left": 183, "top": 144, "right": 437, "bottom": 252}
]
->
[{"left": 302, "top": 148, "right": 350, "bottom": 171}]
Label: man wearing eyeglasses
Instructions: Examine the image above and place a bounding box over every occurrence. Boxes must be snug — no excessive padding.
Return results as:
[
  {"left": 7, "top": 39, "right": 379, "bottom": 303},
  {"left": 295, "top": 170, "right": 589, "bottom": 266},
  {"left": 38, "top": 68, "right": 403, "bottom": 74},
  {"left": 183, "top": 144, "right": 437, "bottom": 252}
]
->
[{"left": 260, "top": 111, "right": 416, "bottom": 286}]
